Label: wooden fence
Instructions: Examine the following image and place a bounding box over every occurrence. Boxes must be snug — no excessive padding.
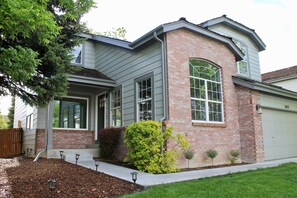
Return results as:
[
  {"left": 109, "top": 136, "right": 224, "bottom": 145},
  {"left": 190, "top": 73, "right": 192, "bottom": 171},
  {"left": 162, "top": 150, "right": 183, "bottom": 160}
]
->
[{"left": 0, "top": 128, "right": 23, "bottom": 158}]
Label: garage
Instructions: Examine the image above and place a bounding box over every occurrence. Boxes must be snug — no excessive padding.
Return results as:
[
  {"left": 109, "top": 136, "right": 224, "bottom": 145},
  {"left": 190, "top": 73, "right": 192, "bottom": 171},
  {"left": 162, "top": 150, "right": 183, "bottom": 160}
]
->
[{"left": 261, "top": 95, "right": 297, "bottom": 161}]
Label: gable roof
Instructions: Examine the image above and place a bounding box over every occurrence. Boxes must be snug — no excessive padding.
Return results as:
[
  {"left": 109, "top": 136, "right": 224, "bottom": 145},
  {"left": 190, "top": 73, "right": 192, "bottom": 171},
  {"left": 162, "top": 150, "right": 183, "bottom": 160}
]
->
[
  {"left": 81, "top": 17, "right": 245, "bottom": 61},
  {"left": 262, "top": 66, "right": 297, "bottom": 83},
  {"left": 200, "top": 15, "right": 266, "bottom": 52}
]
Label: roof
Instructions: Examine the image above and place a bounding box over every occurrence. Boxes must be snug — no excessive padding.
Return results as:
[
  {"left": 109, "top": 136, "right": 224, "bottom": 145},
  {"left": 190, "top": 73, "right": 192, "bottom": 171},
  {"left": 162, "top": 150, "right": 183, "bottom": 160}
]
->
[
  {"left": 262, "top": 66, "right": 297, "bottom": 82},
  {"left": 81, "top": 17, "right": 245, "bottom": 61},
  {"left": 233, "top": 75, "right": 297, "bottom": 100},
  {"left": 200, "top": 15, "right": 266, "bottom": 51},
  {"left": 68, "top": 67, "right": 116, "bottom": 88}
]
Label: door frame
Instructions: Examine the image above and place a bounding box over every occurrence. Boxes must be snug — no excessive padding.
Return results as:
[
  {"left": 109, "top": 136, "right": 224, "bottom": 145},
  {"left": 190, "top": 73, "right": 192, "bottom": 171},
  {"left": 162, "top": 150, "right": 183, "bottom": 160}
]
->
[{"left": 95, "top": 92, "right": 108, "bottom": 141}]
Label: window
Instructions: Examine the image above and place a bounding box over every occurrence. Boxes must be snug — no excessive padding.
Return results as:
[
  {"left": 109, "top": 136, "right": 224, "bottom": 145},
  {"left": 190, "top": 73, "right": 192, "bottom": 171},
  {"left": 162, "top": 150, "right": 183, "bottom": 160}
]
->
[
  {"left": 111, "top": 87, "right": 122, "bottom": 127},
  {"left": 233, "top": 40, "right": 249, "bottom": 76},
  {"left": 135, "top": 74, "right": 153, "bottom": 121},
  {"left": 53, "top": 97, "right": 88, "bottom": 129},
  {"left": 71, "top": 45, "right": 83, "bottom": 64},
  {"left": 26, "top": 113, "right": 33, "bottom": 130},
  {"left": 189, "top": 60, "right": 223, "bottom": 123}
]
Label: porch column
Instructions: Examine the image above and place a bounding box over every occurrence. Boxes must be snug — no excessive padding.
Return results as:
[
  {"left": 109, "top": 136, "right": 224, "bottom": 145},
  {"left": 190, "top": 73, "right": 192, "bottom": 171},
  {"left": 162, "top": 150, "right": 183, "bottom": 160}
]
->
[{"left": 47, "top": 100, "right": 54, "bottom": 149}]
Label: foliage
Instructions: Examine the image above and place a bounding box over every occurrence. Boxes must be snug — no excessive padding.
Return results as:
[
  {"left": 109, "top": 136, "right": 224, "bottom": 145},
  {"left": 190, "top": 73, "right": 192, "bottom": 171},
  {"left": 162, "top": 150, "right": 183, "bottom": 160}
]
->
[
  {"left": 229, "top": 149, "right": 241, "bottom": 164},
  {"left": 124, "top": 163, "right": 297, "bottom": 198},
  {"left": 0, "top": 0, "right": 95, "bottom": 107},
  {"left": 206, "top": 149, "right": 218, "bottom": 165},
  {"left": 91, "top": 27, "right": 127, "bottom": 40},
  {"left": 124, "top": 121, "right": 190, "bottom": 174},
  {"left": 7, "top": 95, "right": 15, "bottom": 128},
  {"left": 99, "top": 127, "right": 124, "bottom": 159},
  {"left": 0, "top": 111, "right": 7, "bottom": 129},
  {"left": 183, "top": 149, "right": 195, "bottom": 168}
]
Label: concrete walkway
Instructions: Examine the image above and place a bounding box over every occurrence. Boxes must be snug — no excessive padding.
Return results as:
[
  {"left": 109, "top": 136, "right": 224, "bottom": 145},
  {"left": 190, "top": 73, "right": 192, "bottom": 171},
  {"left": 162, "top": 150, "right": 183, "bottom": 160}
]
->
[{"left": 66, "top": 157, "right": 297, "bottom": 187}]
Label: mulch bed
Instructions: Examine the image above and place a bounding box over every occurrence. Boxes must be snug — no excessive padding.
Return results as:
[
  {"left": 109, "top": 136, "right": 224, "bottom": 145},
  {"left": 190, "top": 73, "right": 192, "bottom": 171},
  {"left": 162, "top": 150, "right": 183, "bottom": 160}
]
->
[{"left": 0, "top": 157, "right": 141, "bottom": 198}]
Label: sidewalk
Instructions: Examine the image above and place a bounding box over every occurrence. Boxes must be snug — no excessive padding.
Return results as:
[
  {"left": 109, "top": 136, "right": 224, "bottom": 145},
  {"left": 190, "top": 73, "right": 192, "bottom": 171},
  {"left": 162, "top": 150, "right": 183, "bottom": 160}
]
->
[{"left": 67, "top": 157, "right": 297, "bottom": 187}]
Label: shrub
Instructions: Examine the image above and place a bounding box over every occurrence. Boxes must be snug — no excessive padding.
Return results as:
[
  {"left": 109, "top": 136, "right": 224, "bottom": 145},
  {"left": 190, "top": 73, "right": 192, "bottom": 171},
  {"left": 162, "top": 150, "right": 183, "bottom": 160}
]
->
[
  {"left": 184, "top": 149, "right": 195, "bottom": 168},
  {"left": 229, "top": 149, "right": 241, "bottom": 164},
  {"left": 206, "top": 149, "right": 218, "bottom": 165},
  {"left": 124, "top": 120, "right": 190, "bottom": 174},
  {"left": 99, "top": 127, "right": 124, "bottom": 159}
]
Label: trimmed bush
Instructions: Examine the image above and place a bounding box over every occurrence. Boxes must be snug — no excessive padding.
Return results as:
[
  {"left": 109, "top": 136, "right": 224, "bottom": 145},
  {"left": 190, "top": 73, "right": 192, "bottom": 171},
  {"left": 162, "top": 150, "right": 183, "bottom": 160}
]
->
[
  {"left": 99, "top": 127, "right": 125, "bottom": 159},
  {"left": 229, "top": 149, "right": 241, "bottom": 164},
  {"left": 124, "top": 120, "right": 190, "bottom": 174},
  {"left": 206, "top": 149, "right": 218, "bottom": 165}
]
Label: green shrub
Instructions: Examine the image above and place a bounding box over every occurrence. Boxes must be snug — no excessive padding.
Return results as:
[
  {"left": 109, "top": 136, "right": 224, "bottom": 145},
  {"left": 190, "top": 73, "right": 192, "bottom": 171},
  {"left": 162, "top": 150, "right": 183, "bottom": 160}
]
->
[
  {"left": 99, "top": 127, "right": 124, "bottom": 159},
  {"left": 124, "top": 120, "right": 190, "bottom": 174},
  {"left": 184, "top": 149, "right": 195, "bottom": 168},
  {"left": 229, "top": 149, "right": 241, "bottom": 164},
  {"left": 206, "top": 149, "right": 218, "bottom": 165}
]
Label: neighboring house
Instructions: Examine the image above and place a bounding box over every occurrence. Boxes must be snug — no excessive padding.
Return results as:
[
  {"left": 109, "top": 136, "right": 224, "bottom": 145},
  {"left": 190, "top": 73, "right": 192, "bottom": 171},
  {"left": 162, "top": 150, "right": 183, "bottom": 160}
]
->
[
  {"left": 14, "top": 15, "right": 297, "bottom": 167},
  {"left": 262, "top": 66, "right": 297, "bottom": 92}
]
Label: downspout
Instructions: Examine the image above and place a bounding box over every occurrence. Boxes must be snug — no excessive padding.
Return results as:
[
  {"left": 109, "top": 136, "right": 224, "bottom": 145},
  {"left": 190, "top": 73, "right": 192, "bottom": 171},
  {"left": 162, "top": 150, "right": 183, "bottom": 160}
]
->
[
  {"left": 33, "top": 101, "right": 51, "bottom": 162},
  {"left": 154, "top": 32, "right": 168, "bottom": 123}
]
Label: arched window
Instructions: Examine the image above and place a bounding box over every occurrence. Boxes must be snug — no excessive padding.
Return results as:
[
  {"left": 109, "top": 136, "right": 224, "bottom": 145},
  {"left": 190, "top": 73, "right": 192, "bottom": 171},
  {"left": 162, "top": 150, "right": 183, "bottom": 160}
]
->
[{"left": 189, "top": 60, "right": 223, "bottom": 122}]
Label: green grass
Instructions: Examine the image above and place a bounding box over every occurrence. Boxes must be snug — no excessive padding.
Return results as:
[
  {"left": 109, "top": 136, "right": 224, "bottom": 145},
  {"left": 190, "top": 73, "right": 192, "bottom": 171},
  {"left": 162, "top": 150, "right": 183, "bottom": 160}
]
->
[{"left": 124, "top": 163, "right": 297, "bottom": 198}]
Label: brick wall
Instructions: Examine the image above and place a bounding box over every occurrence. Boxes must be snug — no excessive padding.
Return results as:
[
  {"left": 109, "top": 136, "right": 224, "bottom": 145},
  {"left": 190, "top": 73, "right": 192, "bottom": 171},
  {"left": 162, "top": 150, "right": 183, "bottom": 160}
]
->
[
  {"left": 36, "top": 129, "right": 94, "bottom": 149},
  {"left": 165, "top": 29, "right": 242, "bottom": 168},
  {"left": 236, "top": 85, "right": 264, "bottom": 163}
]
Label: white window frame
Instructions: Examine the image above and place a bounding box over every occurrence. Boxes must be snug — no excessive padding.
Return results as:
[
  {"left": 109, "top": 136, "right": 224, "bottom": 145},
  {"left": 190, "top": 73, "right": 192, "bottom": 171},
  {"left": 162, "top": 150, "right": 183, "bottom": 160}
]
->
[
  {"left": 53, "top": 96, "right": 89, "bottom": 130},
  {"left": 26, "top": 113, "right": 33, "bottom": 131},
  {"left": 135, "top": 73, "right": 154, "bottom": 122},
  {"left": 189, "top": 60, "right": 224, "bottom": 123},
  {"left": 233, "top": 39, "right": 249, "bottom": 76},
  {"left": 71, "top": 44, "right": 83, "bottom": 65},
  {"left": 110, "top": 86, "right": 122, "bottom": 127}
]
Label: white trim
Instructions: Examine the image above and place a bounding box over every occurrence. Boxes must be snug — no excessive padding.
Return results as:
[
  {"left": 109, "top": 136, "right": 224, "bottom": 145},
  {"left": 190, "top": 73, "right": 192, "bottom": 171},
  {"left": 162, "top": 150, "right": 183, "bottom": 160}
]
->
[{"left": 52, "top": 96, "right": 89, "bottom": 130}]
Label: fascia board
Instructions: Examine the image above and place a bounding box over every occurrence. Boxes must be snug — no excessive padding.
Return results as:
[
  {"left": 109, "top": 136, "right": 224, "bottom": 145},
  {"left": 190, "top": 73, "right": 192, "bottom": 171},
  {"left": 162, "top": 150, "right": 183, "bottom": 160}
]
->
[{"left": 68, "top": 75, "right": 116, "bottom": 88}]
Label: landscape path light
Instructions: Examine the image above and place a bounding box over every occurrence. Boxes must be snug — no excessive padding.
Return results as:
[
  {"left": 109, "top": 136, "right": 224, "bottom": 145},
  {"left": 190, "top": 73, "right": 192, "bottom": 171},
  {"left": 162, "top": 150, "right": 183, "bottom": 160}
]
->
[
  {"left": 95, "top": 160, "right": 100, "bottom": 171},
  {"left": 130, "top": 172, "right": 138, "bottom": 184},
  {"left": 75, "top": 154, "right": 80, "bottom": 165},
  {"left": 48, "top": 178, "right": 56, "bottom": 198},
  {"left": 59, "top": 151, "right": 64, "bottom": 160}
]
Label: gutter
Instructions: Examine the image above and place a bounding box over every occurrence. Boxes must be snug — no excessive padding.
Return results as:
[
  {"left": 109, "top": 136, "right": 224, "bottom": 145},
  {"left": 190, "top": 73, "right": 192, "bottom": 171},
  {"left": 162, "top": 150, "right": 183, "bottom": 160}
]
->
[{"left": 153, "top": 32, "right": 168, "bottom": 123}]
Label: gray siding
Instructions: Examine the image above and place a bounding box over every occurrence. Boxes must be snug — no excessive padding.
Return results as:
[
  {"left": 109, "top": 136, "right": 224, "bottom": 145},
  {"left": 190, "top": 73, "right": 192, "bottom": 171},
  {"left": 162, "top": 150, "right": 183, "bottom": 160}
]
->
[
  {"left": 83, "top": 40, "right": 96, "bottom": 69},
  {"left": 208, "top": 24, "right": 262, "bottom": 81},
  {"left": 14, "top": 97, "right": 38, "bottom": 155},
  {"left": 95, "top": 42, "right": 163, "bottom": 126}
]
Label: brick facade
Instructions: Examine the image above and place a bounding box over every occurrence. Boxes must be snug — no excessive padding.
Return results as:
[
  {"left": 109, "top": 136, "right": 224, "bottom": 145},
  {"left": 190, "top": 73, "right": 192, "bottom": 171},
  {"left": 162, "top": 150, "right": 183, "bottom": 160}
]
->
[
  {"left": 236, "top": 85, "right": 264, "bottom": 163},
  {"left": 165, "top": 29, "right": 243, "bottom": 168},
  {"left": 36, "top": 129, "right": 94, "bottom": 149}
]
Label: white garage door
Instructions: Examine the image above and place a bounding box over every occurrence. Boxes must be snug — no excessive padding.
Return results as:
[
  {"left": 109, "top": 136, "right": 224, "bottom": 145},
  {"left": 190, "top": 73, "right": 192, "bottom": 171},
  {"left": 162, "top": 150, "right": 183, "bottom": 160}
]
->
[{"left": 262, "top": 108, "right": 297, "bottom": 160}]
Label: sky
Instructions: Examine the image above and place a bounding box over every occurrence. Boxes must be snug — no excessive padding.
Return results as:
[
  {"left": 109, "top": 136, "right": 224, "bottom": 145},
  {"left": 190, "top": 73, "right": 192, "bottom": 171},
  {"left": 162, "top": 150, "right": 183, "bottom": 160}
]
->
[
  {"left": 82, "top": 0, "right": 297, "bottom": 73},
  {"left": 1, "top": 0, "right": 296, "bottom": 115}
]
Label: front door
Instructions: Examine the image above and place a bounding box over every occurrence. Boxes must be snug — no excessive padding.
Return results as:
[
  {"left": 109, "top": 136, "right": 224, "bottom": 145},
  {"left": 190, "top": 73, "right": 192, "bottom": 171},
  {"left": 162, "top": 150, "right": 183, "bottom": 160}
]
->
[{"left": 97, "top": 94, "right": 105, "bottom": 141}]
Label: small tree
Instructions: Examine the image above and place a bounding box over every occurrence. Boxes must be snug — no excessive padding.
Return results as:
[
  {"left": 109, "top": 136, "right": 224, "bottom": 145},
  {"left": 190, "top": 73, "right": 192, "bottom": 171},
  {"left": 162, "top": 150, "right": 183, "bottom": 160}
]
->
[
  {"left": 184, "top": 149, "right": 194, "bottom": 168},
  {"left": 124, "top": 120, "right": 190, "bottom": 174},
  {"left": 229, "top": 149, "right": 241, "bottom": 164},
  {"left": 206, "top": 149, "right": 218, "bottom": 165}
]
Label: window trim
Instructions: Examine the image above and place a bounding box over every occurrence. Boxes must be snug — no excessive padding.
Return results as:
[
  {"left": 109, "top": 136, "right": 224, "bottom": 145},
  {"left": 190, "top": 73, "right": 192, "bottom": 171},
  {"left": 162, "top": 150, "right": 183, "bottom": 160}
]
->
[
  {"left": 52, "top": 96, "right": 89, "bottom": 130},
  {"left": 71, "top": 44, "right": 84, "bottom": 66},
  {"left": 134, "top": 72, "right": 154, "bottom": 122},
  {"left": 26, "top": 113, "right": 33, "bottom": 131},
  {"left": 110, "top": 85, "right": 122, "bottom": 127},
  {"left": 233, "top": 39, "right": 249, "bottom": 77},
  {"left": 189, "top": 59, "right": 224, "bottom": 124}
]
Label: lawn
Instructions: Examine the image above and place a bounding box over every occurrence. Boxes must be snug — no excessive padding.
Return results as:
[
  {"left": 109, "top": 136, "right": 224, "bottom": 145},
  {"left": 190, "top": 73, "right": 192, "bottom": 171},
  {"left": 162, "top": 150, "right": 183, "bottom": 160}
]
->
[{"left": 125, "top": 163, "right": 297, "bottom": 198}]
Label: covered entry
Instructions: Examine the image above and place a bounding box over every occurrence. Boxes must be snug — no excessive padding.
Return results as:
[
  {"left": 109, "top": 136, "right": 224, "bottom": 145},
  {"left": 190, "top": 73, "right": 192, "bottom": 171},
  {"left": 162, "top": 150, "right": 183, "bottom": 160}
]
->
[{"left": 261, "top": 94, "right": 297, "bottom": 160}]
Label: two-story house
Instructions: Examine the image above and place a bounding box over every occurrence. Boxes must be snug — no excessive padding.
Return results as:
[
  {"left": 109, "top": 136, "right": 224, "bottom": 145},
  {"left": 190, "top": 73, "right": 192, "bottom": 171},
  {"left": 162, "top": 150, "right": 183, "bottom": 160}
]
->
[{"left": 14, "top": 15, "right": 297, "bottom": 167}]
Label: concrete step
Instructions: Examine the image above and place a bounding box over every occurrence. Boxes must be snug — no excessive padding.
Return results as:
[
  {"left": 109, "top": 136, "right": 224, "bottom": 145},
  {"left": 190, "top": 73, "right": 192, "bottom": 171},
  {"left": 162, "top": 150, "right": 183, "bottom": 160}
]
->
[
  {"left": 46, "top": 148, "right": 100, "bottom": 160},
  {"left": 85, "top": 144, "right": 100, "bottom": 149}
]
